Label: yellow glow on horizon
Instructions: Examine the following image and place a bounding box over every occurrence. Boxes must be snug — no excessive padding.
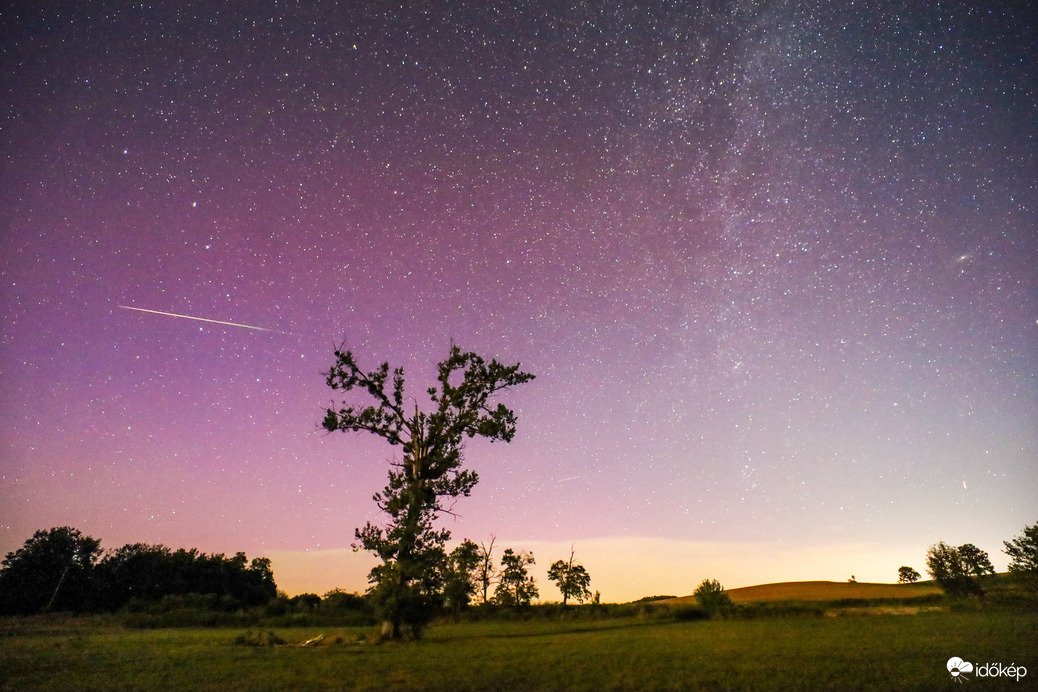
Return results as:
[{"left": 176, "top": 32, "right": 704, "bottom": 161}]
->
[{"left": 267, "top": 536, "right": 933, "bottom": 602}]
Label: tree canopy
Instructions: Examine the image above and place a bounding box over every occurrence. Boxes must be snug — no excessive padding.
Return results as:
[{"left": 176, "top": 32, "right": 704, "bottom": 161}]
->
[
  {"left": 957, "top": 543, "right": 995, "bottom": 578},
  {"left": 441, "top": 539, "right": 481, "bottom": 615},
  {"left": 0, "top": 527, "right": 101, "bottom": 614},
  {"left": 0, "top": 527, "right": 276, "bottom": 615},
  {"left": 897, "top": 566, "right": 921, "bottom": 584},
  {"left": 547, "top": 547, "right": 592, "bottom": 605},
  {"left": 925, "top": 541, "right": 985, "bottom": 597},
  {"left": 1003, "top": 521, "right": 1038, "bottom": 583},
  {"left": 495, "top": 548, "right": 538, "bottom": 607}
]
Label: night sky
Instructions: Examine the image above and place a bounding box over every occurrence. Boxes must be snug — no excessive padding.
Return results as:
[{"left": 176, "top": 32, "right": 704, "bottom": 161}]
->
[{"left": 2, "top": 2, "right": 1035, "bottom": 602}]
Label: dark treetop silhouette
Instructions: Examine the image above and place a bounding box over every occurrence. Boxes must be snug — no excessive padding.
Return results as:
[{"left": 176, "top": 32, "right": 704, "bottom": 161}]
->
[{"left": 548, "top": 546, "right": 592, "bottom": 606}]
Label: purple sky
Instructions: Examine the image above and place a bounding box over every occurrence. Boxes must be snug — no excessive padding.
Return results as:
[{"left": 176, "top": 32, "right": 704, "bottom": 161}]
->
[{"left": 2, "top": 2, "right": 1035, "bottom": 601}]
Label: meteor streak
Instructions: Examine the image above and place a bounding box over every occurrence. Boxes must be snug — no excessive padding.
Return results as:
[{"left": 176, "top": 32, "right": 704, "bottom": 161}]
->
[{"left": 118, "top": 305, "right": 286, "bottom": 333}]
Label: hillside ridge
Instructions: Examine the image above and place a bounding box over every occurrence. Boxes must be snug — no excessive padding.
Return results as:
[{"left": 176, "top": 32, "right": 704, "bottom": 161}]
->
[{"left": 658, "top": 579, "right": 942, "bottom": 605}]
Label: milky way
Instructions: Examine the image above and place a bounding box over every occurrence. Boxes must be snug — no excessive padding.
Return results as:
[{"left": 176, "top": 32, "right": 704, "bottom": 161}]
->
[{"left": 2, "top": 2, "right": 1034, "bottom": 599}]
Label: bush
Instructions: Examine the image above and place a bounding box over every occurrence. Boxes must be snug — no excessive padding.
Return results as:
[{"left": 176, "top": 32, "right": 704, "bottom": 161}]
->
[
  {"left": 672, "top": 605, "right": 709, "bottom": 621},
  {"left": 320, "top": 589, "right": 369, "bottom": 614},
  {"left": 693, "top": 579, "right": 733, "bottom": 615}
]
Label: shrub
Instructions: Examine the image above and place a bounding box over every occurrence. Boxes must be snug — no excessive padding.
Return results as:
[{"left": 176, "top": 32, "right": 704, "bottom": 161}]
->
[
  {"left": 693, "top": 579, "right": 733, "bottom": 615},
  {"left": 320, "top": 589, "right": 368, "bottom": 614},
  {"left": 672, "top": 605, "right": 709, "bottom": 621}
]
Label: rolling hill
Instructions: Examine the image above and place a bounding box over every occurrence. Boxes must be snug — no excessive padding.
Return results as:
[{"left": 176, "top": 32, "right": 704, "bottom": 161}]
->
[{"left": 658, "top": 580, "right": 941, "bottom": 605}]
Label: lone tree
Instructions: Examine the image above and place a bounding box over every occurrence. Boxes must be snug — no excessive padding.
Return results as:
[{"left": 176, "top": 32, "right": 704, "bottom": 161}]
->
[
  {"left": 926, "top": 541, "right": 984, "bottom": 597},
  {"left": 547, "top": 546, "right": 592, "bottom": 605},
  {"left": 495, "top": 548, "right": 538, "bottom": 607},
  {"left": 322, "top": 344, "right": 534, "bottom": 639},
  {"left": 693, "top": 578, "right": 733, "bottom": 615},
  {"left": 1003, "top": 521, "right": 1038, "bottom": 585},
  {"left": 898, "top": 566, "right": 921, "bottom": 584}
]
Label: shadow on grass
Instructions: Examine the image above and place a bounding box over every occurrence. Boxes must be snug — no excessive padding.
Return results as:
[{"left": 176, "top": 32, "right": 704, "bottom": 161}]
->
[{"left": 427, "top": 616, "right": 680, "bottom": 642}]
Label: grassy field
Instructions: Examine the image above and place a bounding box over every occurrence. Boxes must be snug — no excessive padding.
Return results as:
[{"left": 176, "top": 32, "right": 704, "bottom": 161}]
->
[{"left": 1, "top": 605, "right": 1035, "bottom": 691}]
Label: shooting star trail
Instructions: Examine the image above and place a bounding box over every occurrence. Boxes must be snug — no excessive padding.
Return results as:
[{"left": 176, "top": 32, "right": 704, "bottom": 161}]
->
[{"left": 118, "top": 306, "right": 289, "bottom": 334}]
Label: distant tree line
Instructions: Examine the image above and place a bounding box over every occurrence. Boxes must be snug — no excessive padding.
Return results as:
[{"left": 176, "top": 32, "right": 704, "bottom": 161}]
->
[
  {"left": 0, "top": 527, "right": 277, "bottom": 615},
  {"left": 0, "top": 524, "right": 596, "bottom": 623}
]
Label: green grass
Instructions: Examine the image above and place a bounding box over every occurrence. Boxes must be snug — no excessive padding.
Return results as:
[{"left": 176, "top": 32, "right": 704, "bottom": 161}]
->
[{"left": 2, "top": 607, "right": 1036, "bottom": 691}]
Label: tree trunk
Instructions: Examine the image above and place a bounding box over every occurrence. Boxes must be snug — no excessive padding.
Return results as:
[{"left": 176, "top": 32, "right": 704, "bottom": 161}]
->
[{"left": 380, "top": 619, "right": 397, "bottom": 640}]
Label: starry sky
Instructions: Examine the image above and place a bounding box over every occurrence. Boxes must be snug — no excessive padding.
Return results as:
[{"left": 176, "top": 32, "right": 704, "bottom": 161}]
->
[{"left": 1, "top": 1, "right": 1035, "bottom": 602}]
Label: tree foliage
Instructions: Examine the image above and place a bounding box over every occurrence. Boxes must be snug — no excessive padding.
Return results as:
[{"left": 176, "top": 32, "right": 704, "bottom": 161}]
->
[
  {"left": 322, "top": 344, "right": 534, "bottom": 638},
  {"left": 897, "top": 566, "right": 921, "bottom": 584},
  {"left": 495, "top": 548, "right": 538, "bottom": 607},
  {"left": 956, "top": 543, "right": 995, "bottom": 578},
  {"left": 1003, "top": 521, "right": 1038, "bottom": 583},
  {"left": 925, "top": 541, "right": 984, "bottom": 597},
  {"left": 693, "top": 578, "right": 733, "bottom": 614},
  {"left": 0, "top": 528, "right": 276, "bottom": 615},
  {"left": 0, "top": 527, "right": 102, "bottom": 614},
  {"left": 442, "top": 539, "right": 481, "bottom": 615},
  {"left": 97, "top": 544, "right": 276, "bottom": 609},
  {"left": 547, "top": 547, "right": 592, "bottom": 605}
]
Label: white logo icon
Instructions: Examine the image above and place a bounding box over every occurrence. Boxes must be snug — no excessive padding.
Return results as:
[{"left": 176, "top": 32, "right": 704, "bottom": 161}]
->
[{"left": 947, "top": 657, "right": 973, "bottom": 683}]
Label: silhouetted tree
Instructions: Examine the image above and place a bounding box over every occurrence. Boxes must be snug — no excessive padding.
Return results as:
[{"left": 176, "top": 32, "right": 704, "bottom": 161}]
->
[
  {"left": 244, "top": 556, "right": 278, "bottom": 604},
  {"left": 495, "top": 548, "right": 538, "bottom": 607},
  {"left": 322, "top": 345, "right": 534, "bottom": 639},
  {"left": 898, "top": 566, "right": 921, "bottom": 583},
  {"left": 96, "top": 543, "right": 173, "bottom": 608},
  {"left": 926, "top": 541, "right": 983, "bottom": 597},
  {"left": 289, "top": 593, "right": 322, "bottom": 612},
  {"left": 321, "top": 588, "right": 368, "bottom": 613},
  {"left": 442, "top": 539, "right": 480, "bottom": 615},
  {"left": 476, "top": 535, "right": 497, "bottom": 604},
  {"left": 0, "top": 527, "right": 102, "bottom": 614},
  {"left": 100, "top": 544, "right": 277, "bottom": 609},
  {"left": 957, "top": 544, "right": 995, "bottom": 578},
  {"left": 547, "top": 546, "right": 592, "bottom": 605},
  {"left": 1003, "top": 521, "right": 1038, "bottom": 584},
  {"left": 0, "top": 529, "right": 275, "bottom": 614},
  {"left": 693, "top": 578, "right": 732, "bottom": 615}
]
